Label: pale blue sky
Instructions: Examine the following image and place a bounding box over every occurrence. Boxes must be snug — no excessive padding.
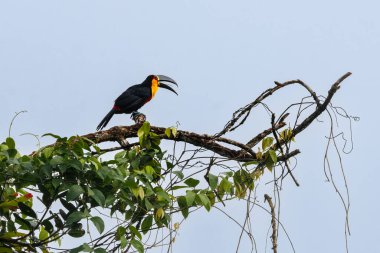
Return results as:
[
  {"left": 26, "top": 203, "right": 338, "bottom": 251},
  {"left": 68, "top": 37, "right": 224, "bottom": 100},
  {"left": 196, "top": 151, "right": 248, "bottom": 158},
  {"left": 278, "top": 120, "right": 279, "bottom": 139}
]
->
[{"left": 0, "top": 1, "right": 378, "bottom": 252}]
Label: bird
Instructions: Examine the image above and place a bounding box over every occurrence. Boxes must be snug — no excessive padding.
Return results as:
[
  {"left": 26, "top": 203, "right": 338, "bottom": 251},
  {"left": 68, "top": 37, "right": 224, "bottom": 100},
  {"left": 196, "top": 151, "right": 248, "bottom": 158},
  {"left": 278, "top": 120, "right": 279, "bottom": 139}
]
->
[{"left": 96, "top": 75, "right": 178, "bottom": 131}]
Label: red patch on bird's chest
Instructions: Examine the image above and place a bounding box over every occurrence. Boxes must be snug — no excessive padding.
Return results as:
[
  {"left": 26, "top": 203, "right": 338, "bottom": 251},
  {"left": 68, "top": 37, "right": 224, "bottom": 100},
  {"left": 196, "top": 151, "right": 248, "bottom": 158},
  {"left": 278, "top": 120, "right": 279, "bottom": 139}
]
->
[
  {"left": 113, "top": 105, "right": 121, "bottom": 111},
  {"left": 144, "top": 96, "right": 153, "bottom": 104}
]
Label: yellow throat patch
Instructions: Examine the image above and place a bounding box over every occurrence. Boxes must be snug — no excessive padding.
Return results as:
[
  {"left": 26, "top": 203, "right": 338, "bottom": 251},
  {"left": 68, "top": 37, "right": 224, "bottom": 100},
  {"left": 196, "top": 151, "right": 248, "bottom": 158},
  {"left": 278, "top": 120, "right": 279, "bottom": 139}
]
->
[{"left": 151, "top": 78, "right": 159, "bottom": 98}]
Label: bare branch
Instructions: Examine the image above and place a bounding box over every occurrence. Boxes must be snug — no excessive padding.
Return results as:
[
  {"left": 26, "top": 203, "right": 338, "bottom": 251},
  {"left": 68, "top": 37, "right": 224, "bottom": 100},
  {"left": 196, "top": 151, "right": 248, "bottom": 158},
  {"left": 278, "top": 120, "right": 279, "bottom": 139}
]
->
[
  {"left": 217, "top": 72, "right": 350, "bottom": 137},
  {"left": 246, "top": 122, "right": 287, "bottom": 148},
  {"left": 264, "top": 194, "right": 278, "bottom": 253},
  {"left": 292, "top": 72, "right": 352, "bottom": 137}
]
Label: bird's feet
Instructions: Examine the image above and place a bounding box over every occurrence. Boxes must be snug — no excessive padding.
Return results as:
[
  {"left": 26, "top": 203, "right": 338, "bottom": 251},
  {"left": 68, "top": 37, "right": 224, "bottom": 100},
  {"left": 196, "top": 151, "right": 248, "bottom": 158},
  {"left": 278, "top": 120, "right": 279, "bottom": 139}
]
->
[{"left": 131, "top": 111, "right": 146, "bottom": 124}]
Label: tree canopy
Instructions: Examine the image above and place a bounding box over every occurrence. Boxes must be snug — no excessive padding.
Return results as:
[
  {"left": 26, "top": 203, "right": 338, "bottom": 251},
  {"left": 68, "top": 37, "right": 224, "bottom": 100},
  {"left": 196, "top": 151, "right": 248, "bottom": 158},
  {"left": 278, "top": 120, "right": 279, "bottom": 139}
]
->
[{"left": 0, "top": 73, "right": 353, "bottom": 252}]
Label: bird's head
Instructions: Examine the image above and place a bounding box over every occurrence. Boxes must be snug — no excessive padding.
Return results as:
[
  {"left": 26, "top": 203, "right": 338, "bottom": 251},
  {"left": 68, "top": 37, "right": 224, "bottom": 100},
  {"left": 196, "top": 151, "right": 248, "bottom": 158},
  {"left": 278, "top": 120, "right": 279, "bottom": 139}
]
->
[{"left": 144, "top": 75, "right": 178, "bottom": 96}]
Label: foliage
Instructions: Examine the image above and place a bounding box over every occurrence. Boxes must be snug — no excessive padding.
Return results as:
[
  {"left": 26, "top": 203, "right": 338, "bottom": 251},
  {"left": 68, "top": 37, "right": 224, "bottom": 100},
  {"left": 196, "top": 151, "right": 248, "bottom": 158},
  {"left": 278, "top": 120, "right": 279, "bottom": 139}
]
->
[{"left": 0, "top": 122, "right": 292, "bottom": 252}]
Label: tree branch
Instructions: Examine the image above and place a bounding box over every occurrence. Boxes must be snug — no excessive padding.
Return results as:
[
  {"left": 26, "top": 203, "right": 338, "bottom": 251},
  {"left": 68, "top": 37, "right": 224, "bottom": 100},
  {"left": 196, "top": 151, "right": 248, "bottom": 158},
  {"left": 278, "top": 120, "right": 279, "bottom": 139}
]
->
[
  {"left": 292, "top": 72, "right": 351, "bottom": 137},
  {"left": 34, "top": 73, "right": 349, "bottom": 168},
  {"left": 264, "top": 194, "right": 278, "bottom": 253}
]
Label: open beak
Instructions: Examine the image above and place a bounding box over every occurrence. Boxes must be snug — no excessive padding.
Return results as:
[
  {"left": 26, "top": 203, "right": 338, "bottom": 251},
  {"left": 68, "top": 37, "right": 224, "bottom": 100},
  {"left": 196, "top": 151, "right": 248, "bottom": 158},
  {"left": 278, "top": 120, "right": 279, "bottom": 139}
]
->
[{"left": 156, "top": 75, "right": 178, "bottom": 95}]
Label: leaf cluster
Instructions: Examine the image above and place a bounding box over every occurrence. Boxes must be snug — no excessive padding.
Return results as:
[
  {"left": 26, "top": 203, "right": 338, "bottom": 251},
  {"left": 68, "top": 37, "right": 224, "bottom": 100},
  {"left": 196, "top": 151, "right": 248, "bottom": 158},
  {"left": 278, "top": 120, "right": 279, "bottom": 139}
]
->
[{"left": 0, "top": 123, "right": 290, "bottom": 252}]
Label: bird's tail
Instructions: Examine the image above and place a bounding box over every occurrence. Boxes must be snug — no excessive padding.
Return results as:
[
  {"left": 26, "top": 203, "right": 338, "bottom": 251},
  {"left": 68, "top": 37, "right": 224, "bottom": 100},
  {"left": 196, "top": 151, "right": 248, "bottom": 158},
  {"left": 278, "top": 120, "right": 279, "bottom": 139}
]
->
[{"left": 96, "top": 109, "right": 115, "bottom": 131}]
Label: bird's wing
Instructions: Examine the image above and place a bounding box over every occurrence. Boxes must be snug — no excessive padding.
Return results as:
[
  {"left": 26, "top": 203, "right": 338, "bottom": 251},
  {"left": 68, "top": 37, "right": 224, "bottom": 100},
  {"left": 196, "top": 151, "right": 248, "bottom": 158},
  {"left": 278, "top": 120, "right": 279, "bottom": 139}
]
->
[{"left": 114, "top": 85, "right": 150, "bottom": 113}]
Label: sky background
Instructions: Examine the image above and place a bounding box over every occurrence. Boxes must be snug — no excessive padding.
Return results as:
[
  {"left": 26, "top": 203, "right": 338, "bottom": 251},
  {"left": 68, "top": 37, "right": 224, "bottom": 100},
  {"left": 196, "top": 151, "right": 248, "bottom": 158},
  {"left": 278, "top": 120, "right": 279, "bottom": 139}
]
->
[{"left": 0, "top": 0, "right": 378, "bottom": 252}]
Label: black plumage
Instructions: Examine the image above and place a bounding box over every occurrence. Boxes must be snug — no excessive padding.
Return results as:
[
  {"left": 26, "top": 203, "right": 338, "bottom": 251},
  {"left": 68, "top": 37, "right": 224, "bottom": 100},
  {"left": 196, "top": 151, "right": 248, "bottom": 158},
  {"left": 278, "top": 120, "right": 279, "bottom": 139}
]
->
[{"left": 96, "top": 75, "right": 177, "bottom": 131}]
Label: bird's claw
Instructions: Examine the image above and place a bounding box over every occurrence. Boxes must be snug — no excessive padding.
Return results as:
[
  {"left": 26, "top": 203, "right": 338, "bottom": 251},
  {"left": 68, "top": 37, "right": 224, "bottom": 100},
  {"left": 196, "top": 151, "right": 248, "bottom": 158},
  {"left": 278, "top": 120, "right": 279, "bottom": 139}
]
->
[{"left": 131, "top": 112, "right": 146, "bottom": 124}]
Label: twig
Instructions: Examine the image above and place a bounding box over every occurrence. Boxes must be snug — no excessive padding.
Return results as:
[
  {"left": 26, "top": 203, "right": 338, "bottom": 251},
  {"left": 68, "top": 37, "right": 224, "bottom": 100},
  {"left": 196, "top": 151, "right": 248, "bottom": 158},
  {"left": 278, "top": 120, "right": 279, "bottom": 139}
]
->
[
  {"left": 8, "top": 110, "right": 27, "bottom": 137},
  {"left": 292, "top": 72, "right": 351, "bottom": 137},
  {"left": 276, "top": 80, "right": 321, "bottom": 106},
  {"left": 264, "top": 194, "right": 277, "bottom": 253},
  {"left": 271, "top": 113, "right": 300, "bottom": 187},
  {"left": 204, "top": 158, "right": 226, "bottom": 206},
  {"left": 246, "top": 122, "right": 286, "bottom": 148},
  {"left": 91, "top": 142, "right": 139, "bottom": 154}
]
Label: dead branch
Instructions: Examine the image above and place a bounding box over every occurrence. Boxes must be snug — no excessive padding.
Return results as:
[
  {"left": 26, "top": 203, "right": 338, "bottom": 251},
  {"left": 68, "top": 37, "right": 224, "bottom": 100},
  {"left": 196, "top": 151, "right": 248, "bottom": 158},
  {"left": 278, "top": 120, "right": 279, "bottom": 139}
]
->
[
  {"left": 292, "top": 72, "right": 351, "bottom": 137},
  {"left": 264, "top": 194, "right": 278, "bottom": 253},
  {"left": 218, "top": 72, "right": 351, "bottom": 137},
  {"left": 246, "top": 122, "right": 287, "bottom": 148}
]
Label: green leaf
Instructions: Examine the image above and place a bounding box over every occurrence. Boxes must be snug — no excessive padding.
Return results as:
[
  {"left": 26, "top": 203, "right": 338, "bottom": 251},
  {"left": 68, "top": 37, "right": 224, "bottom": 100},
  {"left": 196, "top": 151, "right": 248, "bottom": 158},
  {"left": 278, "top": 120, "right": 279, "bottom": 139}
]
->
[
  {"left": 0, "top": 247, "right": 12, "bottom": 253},
  {"left": 145, "top": 165, "right": 154, "bottom": 176},
  {"left": 68, "top": 223, "right": 85, "bottom": 238},
  {"left": 66, "top": 159, "right": 82, "bottom": 171},
  {"left": 6, "top": 137, "right": 15, "bottom": 149},
  {"left": 197, "top": 193, "right": 211, "bottom": 211},
  {"left": 266, "top": 162, "right": 273, "bottom": 172},
  {"left": 66, "top": 185, "right": 84, "bottom": 201},
  {"left": 42, "top": 220, "right": 54, "bottom": 234},
  {"left": 120, "top": 235, "right": 128, "bottom": 249},
  {"left": 220, "top": 177, "right": 232, "bottom": 193},
  {"left": 1, "top": 231, "right": 27, "bottom": 239},
  {"left": 90, "top": 216, "right": 105, "bottom": 234},
  {"left": 59, "top": 209, "right": 68, "bottom": 219},
  {"left": 18, "top": 202, "right": 37, "bottom": 219},
  {"left": 52, "top": 178, "right": 61, "bottom": 189},
  {"left": 72, "top": 142, "right": 84, "bottom": 156},
  {"left": 116, "top": 226, "right": 126, "bottom": 239},
  {"left": 268, "top": 150, "right": 277, "bottom": 163},
  {"left": 208, "top": 174, "right": 218, "bottom": 190},
  {"left": 60, "top": 198, "right": 76, "bottom": 212},
  {"left": 156, "top": 190, "right": 171, "bottom": 203},
  {"left": 54, "top": 214, "right": 64, "bottom": 229},
  {"left": 137, "top": 122, "right": 150, "bottom": 141},
  {"left": 184, "top": 178, "right": 200, "bottom": 188},
  {"left": 50, "top": 156, "right": 64, "bottom": 167},
  {"left": 165, "top": 128, "right": 171, "bottom": 138},
  {"left": 172, "top": 171, "right": 184, "bottom": 179},
  {"left": 185, "top": 191, "right": 196, "bottom": 206},
  {"left": 94, "top": 248, "right": 107, "bottom": 253},
  {"left": 177, "top": 196, "right": 189, "bottom": 218},
  {"left": 155, "top": 208, "right": 165, "bottom": 219},
  {"left": 144, "top": 198, "right": 153, "bottom": 211},
  {"left": 115, "top": 150, "right": 126, "bottom": 159},
  {"left": 142, "top": 121, "right": 151, "bottom": 133},
  {"left": 131, "top": 188, "right": 139, "bottom": 198},
  {"left": 42, "top": 147, "right": 54, "bottom": 159},
  {"left": 66, "top": 211, "right": 86, "bottom": 225},
  {"left": 7, "top": 149, "right": 18, "bottom": 158},
  {"left": 124, "top": 209, "right": 133, "bottom": 220},
  {"left": 171, "top": 127, "right": 177, "bottom": 137},
  {"left": 69, "top": 243, "right": 92, "bottom": 253},
  {"left": 131, "top": 239, "right": 144, "bottom": 253},
  {"left": 42, "top": 133, "right": 61, "bottom": 139},
  {"left": 262, "top": 137, "right": 274, "bottom": 150},
  {"left": 39, "top": 226, "right": 49, "bottom": 241},
  {"left": 7, "top": 220, "right": 16, "bottom": 232},
  {"left": 13, "top": 213, "right": 32, "bottom": 230},
  {"left": 138, "top": 187, "right": 145, "bottom": 200},
  {"left": 105, "top": 195, "right": 116, "bottom": 206},
  {"left": 129, "top": 225, "right": 142, "bottom": 240},
  {"left": 171, "top": 185, "right": 188, "bottom": 190},
  {"left": 141, "top": 215, "right": 153, "bottom": 234},
  {"left": 242, "top": 160, "right": 259, "bottom": 167},
  {"left": 89, "top": 189, "right": 106, "bottom": 207}
]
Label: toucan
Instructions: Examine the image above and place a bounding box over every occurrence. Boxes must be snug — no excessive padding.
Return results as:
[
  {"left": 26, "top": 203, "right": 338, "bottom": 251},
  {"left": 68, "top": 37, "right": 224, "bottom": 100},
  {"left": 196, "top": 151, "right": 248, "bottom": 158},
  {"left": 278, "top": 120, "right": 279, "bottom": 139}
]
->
[{"left": 96, "top": 75, "right": 178, "bottom": 131}]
